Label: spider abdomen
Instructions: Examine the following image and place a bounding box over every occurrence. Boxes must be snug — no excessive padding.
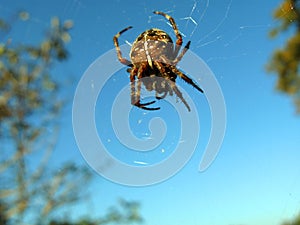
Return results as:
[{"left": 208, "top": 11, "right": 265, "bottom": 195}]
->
[
  {"left": 113, "top": 11, "right": 203, "bottom": 111},
  {"left": 130, "top": 28, "right": 174, "bottom": 66}
]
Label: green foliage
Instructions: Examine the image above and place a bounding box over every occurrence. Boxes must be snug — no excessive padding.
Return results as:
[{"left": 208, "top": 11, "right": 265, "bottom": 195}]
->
[
  {"left": 0, "top": 200, "right": 9, "bottom": 225},
  {"left": 267, "top": 0, "right": 300, "bottom": 113},
  {"left": 48, "top": 199, "right": 143, "bottom": 225},
  {"left": 0, "top": 15, "right": 72, "bottom": 133},
  {"left": 282, "top": 214, "right": 300, "bottom": 225},
  {"left": 0, "top": 12, "right": 142, "bottom": 225},
  {"left": 269, "top": 0, "right": 300, "bottom": 37},
  {"left": 0, "top": 12, "right": 90, "bottom": 225}
]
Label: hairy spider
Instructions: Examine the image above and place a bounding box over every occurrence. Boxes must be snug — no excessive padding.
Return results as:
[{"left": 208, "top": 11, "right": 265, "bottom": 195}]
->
[{"left": 113, "top": 11, "right": 203, "bottom": 111}]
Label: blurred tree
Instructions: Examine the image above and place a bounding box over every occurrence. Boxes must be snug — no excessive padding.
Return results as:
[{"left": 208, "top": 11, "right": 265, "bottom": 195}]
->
[
  {"left": 0, "top": 12, "right": 142, "bottom": 225},
  {"left": 267, "top": 0, "right": 300, "bottom": 113},
  {"left": 0, "top": 200, "right": 8, "bottom": 225},
  {"left": 0, "top": 12, "right": 92, "bottom": 224},
  {"left": 48, "top": 199, "right": 142, "bottom": 225},
  {"left": 282, "top": 214, "right": 300, "bottom": 225}
]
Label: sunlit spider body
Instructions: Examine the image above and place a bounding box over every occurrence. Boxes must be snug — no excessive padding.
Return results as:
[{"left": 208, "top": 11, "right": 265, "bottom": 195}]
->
[
  {"left": 130, "top": 29, "right": 174, "bottom": 66},
  {"left": 113, "top": 11, "right": 203, "bottom": 111}
]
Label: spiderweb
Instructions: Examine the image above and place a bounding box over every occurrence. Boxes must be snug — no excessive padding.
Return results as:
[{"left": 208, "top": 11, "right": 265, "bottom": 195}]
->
[{"left": 1, "top": 0, "right": 300, "bottom": 224}]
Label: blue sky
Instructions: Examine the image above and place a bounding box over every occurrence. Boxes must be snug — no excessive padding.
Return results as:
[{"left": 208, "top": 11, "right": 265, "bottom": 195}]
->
[{"left": 1, "top": 0, "right": 300, "bottom": 224}]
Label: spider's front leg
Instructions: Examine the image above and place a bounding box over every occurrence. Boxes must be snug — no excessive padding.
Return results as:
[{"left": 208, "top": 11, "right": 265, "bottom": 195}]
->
[
  {"left": 173, "top": 41, "right": 191, "bottom": 66},
  {"left": 153, "top": 11, "right": 182, "bottom": 58},
  {"left": 130, "top": 64, "right": 160, "bottom": 110},
  {"left": 113, "top": 26, "right": 134, "bottom": 66}
]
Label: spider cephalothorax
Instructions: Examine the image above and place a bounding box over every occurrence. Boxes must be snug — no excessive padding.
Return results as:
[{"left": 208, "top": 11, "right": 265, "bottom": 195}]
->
[{"left": 113, "top": 11, "right": 203, "bottom": 111}]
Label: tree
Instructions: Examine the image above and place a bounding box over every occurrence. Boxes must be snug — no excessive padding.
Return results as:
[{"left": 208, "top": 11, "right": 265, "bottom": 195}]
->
[
  {"left": 0, "top": 12, "right": 92, "bottom": 224},
  {"left": 282, "top": 214, "right": 300, "bottom": 225},
  {"left": 267, "top": 0, "right": 300, "bottom": 113},
  {"left": 48, "top": 199, "right": 142, "bottom": 225},
  {"left": 0, "top": 12, "right": 142, "bottom": 225}
]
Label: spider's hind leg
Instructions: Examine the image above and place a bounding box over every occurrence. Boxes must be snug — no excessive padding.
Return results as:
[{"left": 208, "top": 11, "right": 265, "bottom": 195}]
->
[
  {"left": 132, "top": 92, "right": 160, "bottom": 110},
  {"left": 155, "top": 91, "right": 168, "bottom": 100},
  {"left": 170, "top": 65, "right": 204, "bottom": 93},
  {"left": 153, "top": 61, "right": 191, "bottom": 111},
  {"left": 171, "top": 83, "right": 191, "bottom": 111}
]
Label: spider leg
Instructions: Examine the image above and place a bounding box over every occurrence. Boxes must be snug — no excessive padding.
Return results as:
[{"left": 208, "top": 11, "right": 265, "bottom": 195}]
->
[
  {"left": 170, "top": 83, "right": 191, "bottom": 111},
  {"left": 156, "top": 91, "right": 168, "bottom": 99},
  {"left": 130, "top": 67, "right": 138, "bottom": 105},
  {"left": 113, "top": 26, "right": 133, "bottom": 67},
  {"left": 173, "top": 41, "right": 191, "bottom": 65},
  {"left": 153, "top": 61, "right": 175, "bottom": 95},
  {"left": 154, "top": 61, "right": 191, "bottom": 111},
  {"left": 132, "top": 63, "right": 160, "bottom": 110},
  {"left": 170, "top": 66, "right": 204, "bottom": 93},
  {"left": 153, "top": 11, "right": 182, "bottom": 58}
]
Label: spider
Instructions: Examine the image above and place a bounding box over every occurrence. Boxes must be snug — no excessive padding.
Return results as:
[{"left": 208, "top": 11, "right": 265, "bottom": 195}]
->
[{"left": 113, "top": 11, "right": 203, "bottom": 111}]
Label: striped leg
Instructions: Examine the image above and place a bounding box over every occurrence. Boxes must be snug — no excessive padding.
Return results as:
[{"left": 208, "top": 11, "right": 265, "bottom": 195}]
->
[{"left": 113, "top": 26, "right": 133, "bottom": 66}]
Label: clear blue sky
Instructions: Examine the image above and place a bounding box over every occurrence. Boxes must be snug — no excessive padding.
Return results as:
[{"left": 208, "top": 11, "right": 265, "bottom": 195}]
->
[{"left": 1, "top": 0, "right": 300, "bottom": 224}]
